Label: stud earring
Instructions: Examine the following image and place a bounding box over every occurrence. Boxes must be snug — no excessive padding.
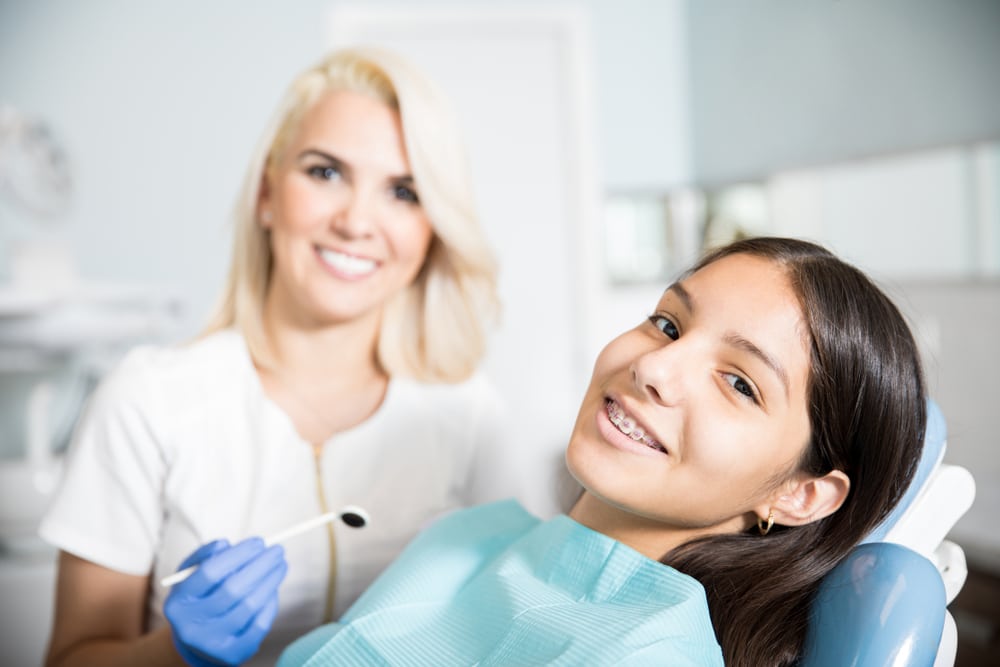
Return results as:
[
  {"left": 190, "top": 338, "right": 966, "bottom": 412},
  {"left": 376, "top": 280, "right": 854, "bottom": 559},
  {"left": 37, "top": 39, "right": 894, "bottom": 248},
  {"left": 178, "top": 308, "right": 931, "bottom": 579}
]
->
[{"left": 260, "top": 210, "right": 273, "bottom": 225}]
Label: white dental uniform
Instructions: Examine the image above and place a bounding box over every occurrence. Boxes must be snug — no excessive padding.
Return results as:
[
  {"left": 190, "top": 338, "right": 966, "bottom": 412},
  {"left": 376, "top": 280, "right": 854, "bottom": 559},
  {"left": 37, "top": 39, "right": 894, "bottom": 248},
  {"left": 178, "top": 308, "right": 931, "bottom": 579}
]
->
[{"left": 39, "top": 329, "right": 562, "bottom": 666}]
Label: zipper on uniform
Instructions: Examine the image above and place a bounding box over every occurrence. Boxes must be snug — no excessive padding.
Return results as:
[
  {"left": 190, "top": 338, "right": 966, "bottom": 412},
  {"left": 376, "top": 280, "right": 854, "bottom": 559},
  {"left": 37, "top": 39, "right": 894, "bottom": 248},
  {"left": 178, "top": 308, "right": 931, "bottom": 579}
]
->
[{"left": 312, "top": 442, "right": 337, "bottom": 623}]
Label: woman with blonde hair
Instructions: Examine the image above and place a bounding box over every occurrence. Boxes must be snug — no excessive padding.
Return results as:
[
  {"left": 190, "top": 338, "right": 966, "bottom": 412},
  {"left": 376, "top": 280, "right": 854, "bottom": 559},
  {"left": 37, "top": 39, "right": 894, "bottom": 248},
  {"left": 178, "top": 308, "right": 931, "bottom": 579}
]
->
[{"left": 41, "top": 47, "right": 539, "bottom": 666}]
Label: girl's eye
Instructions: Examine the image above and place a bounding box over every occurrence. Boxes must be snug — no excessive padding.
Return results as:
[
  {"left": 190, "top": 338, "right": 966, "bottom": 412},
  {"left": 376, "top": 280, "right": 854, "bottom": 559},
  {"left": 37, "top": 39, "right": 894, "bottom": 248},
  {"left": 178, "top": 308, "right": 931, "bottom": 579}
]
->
[
  {"left": 648, "top": 314, "right": 679, "bottom": 341},
  {"left": 723, "top": 372, "right": 758, "bottom": 403},
  {"left": 393, "top": 184, "right": 419, "bottom": 204},
  {"left": 307, "top": 165, "right": 342, "bottom": 181}
]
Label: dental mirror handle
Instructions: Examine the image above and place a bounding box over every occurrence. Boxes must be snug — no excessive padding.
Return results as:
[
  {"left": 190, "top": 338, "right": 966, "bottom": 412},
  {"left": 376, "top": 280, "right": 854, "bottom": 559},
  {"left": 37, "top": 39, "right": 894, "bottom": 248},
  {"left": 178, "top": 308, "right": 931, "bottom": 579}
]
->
[{"left": 160, "top": 504, "right": 369, "bottom": 588}]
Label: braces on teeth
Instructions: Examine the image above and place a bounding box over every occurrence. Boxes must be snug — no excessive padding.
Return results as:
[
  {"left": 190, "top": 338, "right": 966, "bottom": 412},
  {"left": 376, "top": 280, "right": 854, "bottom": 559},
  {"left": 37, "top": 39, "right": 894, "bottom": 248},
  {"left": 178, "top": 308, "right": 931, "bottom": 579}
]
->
[{"left": 607, "top": 401, "right": 662, "bottom": 450}]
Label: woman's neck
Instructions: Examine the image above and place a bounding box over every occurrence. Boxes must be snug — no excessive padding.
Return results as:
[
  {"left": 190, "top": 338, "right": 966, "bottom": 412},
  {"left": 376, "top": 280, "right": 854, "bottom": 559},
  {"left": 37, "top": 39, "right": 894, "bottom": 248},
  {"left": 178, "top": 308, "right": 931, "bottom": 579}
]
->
[
  {"left": 256, "top": 294, "right": 389, "bottom": 443},
  {"left": 264, "top": 317, "right": 382, "bottom": 382}
]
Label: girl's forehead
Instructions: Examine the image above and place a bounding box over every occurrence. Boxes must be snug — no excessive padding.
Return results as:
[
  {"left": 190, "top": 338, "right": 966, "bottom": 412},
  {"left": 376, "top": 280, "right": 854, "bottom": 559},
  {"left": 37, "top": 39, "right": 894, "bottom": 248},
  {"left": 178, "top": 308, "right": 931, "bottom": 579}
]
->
[
  {"left": 666, "top": 255, "right": 791, "bottom": 301},
  {"left": 661, "top": 255, "right": 811, "bottom": 374}
]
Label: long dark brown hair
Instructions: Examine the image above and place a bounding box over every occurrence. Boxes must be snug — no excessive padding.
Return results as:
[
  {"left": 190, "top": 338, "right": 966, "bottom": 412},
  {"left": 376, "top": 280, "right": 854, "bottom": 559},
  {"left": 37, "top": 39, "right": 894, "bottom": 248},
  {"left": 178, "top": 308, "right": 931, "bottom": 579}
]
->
[{"left": 663, "top": 237, "right": 927, "bottom": 666}]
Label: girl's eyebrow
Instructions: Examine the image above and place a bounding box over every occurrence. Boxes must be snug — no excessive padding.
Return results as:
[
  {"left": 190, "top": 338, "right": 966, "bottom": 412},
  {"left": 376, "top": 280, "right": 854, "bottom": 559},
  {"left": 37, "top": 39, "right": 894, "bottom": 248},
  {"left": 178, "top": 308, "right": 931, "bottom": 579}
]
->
[
  {"left": 723, "top": 333, "right": 790, "bottom": 398},
  {"left": 666, "top": 282, "right": 693, "bottom": 311}
]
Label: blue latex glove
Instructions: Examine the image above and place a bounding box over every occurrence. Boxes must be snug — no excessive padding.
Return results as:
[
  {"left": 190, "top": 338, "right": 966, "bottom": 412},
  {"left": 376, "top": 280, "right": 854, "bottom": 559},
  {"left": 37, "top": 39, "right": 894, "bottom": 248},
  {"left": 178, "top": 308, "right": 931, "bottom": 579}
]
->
[{"left": 164, "top": 537, "right": 288, "bottom": 666}]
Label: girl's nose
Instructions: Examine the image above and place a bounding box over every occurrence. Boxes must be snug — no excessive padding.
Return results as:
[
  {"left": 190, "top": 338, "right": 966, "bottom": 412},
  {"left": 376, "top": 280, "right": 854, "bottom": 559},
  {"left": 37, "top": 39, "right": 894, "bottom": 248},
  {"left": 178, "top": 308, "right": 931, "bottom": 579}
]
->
[{"left": 631, "top": 341, "right": 688, "bottom": 407}]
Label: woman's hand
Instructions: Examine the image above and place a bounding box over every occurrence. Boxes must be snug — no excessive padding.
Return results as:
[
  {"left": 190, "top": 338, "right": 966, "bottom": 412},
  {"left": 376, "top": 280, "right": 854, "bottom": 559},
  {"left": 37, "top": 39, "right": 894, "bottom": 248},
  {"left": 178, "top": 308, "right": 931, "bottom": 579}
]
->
[{"left": 164, "top": 538, "right": 287, "bottom": 666}]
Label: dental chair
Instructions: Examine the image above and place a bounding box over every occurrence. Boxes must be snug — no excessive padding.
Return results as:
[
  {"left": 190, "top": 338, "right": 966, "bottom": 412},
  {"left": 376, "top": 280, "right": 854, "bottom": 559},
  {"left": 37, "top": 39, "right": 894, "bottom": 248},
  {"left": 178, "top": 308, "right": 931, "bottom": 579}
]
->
[{"left": 801, "top": 399, "right": 976, "bottom": 666}]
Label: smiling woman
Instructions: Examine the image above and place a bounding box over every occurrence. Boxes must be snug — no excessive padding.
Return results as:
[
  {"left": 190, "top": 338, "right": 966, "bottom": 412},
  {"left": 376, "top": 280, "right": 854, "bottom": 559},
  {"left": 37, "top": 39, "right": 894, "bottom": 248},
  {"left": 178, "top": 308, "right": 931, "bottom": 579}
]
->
[
  {"left": 259, "top": 89, "right": 434, "bottom": 339},
  {"left": 37, "top": 48, "right": 552, "bottom": 667},
  {"left": 278, "top": 236, "right": 927, "bottom": 667}
]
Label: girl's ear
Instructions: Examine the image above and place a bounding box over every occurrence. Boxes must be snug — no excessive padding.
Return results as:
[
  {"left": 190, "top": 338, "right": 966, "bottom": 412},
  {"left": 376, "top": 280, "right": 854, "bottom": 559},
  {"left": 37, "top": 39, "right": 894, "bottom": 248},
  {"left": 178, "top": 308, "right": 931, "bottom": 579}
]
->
[{"left": 764, "top": 470, "right": 851, "bottom": 527}]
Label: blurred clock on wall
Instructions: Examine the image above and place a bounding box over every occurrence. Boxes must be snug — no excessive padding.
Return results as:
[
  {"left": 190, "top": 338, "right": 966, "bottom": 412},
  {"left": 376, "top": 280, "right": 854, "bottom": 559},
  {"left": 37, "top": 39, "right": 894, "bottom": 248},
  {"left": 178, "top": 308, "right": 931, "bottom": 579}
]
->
[{"left": 0, "top": 105, "right": 72, "bottom": 221}]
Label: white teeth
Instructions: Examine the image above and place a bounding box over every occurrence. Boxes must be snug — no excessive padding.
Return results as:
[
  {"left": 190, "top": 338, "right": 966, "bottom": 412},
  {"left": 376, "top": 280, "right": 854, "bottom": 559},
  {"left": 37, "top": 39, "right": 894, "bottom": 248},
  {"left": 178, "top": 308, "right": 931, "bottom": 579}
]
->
[{"left": 319, "top": 248, "right": 377, "bottom": 276}]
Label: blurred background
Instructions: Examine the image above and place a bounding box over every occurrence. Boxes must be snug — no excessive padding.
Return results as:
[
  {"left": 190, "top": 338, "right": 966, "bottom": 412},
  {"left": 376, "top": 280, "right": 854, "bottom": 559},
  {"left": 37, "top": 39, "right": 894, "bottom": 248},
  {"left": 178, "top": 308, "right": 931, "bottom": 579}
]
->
[{"left": 1, "top": 0, "right": 998, "bottom": 664}]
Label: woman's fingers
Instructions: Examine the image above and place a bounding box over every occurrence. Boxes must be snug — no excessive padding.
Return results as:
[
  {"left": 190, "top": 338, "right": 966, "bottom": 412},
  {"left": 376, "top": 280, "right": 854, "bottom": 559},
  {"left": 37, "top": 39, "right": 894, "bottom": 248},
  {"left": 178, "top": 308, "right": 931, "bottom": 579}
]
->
[
  {"left": 176, "top": 538, "right": 230, "bottom": 571},
  {"left": 177, "top": 537, "right": 267, "bottom": 599}
]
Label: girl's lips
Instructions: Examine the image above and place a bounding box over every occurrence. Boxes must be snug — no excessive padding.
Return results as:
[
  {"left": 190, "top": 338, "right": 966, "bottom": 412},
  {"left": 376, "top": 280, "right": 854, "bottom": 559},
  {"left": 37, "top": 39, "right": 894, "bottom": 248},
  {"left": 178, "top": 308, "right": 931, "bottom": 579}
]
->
[{"left": 600, "top": 398, "right": 668, "bottom": 455}]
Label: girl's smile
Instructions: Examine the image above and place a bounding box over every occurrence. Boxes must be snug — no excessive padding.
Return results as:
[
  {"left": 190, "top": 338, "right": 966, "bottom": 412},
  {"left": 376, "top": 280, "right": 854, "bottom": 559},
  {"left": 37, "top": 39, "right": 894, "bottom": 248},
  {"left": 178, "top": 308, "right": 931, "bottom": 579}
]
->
[{"left": 601, "top": 398, "right": 667, "bottom": 455}]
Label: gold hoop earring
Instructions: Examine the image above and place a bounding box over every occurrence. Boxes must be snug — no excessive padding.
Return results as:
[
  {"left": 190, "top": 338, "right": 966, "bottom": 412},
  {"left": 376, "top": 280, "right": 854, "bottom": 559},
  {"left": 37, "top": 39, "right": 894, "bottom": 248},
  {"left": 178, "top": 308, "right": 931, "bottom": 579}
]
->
[{"left": 758, "top": 511, "right": 774, "bottom": 536}]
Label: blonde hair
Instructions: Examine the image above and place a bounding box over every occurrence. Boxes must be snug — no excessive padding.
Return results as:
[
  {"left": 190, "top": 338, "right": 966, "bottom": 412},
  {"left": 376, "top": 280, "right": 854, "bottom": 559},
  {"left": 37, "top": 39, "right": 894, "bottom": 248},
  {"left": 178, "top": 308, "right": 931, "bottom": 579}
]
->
[{"left": 203, "top": 47, "right": 499, "bottom": 382}]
